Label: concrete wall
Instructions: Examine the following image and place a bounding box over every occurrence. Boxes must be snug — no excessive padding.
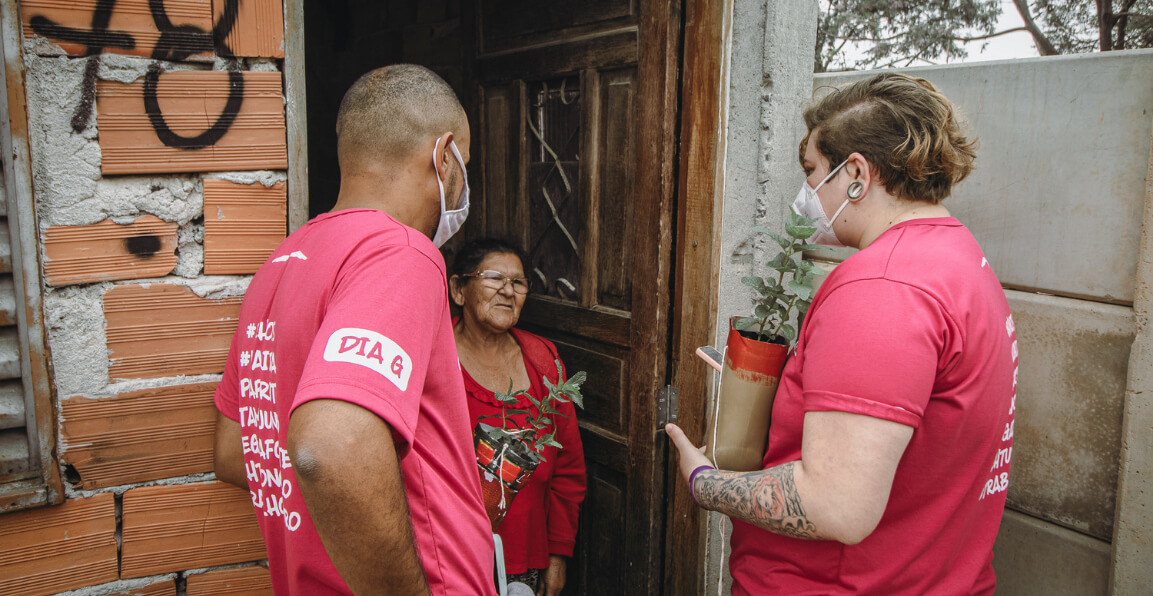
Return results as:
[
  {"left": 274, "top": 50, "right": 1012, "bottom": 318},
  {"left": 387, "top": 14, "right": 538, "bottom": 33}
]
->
[
  {"left": 716, "top": 18, "right": 1153, "bottom": 593},
  {"left": 705, "top": 0, "right": 817, "bottom": 591},
  {"left": 0, "top": 1, "right": 293, "bottom": 594}
]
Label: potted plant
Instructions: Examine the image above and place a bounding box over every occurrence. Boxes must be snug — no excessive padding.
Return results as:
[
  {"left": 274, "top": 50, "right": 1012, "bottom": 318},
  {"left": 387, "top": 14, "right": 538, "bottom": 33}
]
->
[
  {"left": 704, "top": 210, "right": 819, "bottom": 471},
  {"left": 473, "top": 360, "right": 586, "bottom": 531}
]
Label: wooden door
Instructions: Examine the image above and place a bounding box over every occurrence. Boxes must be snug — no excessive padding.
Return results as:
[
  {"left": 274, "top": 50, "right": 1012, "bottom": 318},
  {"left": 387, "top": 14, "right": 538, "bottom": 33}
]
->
[{"left": 460, "top": 1, "right": 682, "bottom": 593}]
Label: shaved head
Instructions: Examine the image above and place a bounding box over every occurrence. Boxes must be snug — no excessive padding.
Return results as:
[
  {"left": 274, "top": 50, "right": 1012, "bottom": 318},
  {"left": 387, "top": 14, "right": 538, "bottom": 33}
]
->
[{"left": 336, "top": 64, "right": 466, "bottom": 172}]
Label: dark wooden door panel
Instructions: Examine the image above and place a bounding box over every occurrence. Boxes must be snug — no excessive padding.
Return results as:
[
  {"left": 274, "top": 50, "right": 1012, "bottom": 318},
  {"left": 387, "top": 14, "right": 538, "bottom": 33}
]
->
[
  {"left": 594, "top": 68, "right": 637, "bottom": 310},
  {"left": 550, "top": 339, "right": 627, "bottom": 436},
  {"left": 479, "top": 0, "right": 636, "bottom": 54},
  {"left": 463, "top": 1, "right": 680, "bottom": 592},
  {"left": 573, "top": 463, "right": 628, "bottom": 594}
]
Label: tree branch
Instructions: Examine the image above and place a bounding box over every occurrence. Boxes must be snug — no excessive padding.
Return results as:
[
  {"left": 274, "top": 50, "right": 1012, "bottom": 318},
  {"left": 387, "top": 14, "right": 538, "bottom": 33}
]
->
[
  {"left": 1098, "top": 0, "right": 1114, "bottom": 51},
  {"left": 954, "top": 26, "right": 1030, "bottom": 42},
  {"left": 1012, "top": 0, "right": 1060, "bottom": 55}
]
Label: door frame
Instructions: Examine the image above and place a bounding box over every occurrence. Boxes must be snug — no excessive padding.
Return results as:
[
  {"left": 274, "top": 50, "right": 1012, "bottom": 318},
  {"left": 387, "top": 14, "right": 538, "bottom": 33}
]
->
[
  {"left": 665, "top": 0, "right": 730, "bottom": 593},
  {"left": 283, "top": 0, "right": 308, "bottom": 231}
]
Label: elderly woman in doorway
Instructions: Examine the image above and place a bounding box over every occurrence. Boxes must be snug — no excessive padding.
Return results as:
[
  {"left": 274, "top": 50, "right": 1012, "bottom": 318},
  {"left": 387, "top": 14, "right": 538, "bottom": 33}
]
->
[
  {"left": 449, "top": 238, "right": 586, "bottom": 596},
  {"left": 667, "top": 73, "right": 1017, "bottom": 595}
]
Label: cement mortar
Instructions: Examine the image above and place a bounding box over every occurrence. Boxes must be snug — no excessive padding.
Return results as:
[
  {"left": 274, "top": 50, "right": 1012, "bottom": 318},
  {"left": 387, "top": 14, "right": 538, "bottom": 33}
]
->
[
  {"left": 179, "top": 275, "right": 252, "bottom": 299},
  {"left": 175, "top": 220, "right": 205, "bottom": 278},
  {"left": 44, "top": 284, "right": 111, "bottom": 398},
  {"left": 205, "top": 170, "right": 289, "bottom": 188},
  {"left": 53, "top": 576, "right": 179, "bottom": 596},
  {"left": 62, "top": 473, "right": 219, "bottom": 501},
  {"left": 25, "top": 56, "right": 102, "bottom": 220}
]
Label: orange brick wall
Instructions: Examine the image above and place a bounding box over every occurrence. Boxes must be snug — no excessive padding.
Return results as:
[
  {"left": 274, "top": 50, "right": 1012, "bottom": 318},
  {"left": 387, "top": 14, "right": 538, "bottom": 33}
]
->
[{"left": 2, "top": 0, "right": 288, "bottom": 593}]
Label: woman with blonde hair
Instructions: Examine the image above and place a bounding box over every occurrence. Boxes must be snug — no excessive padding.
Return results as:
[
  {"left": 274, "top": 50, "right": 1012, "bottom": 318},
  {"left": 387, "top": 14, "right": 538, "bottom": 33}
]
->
[{"left": 668, "top": 73, "right": 1017, "bottom": 594}]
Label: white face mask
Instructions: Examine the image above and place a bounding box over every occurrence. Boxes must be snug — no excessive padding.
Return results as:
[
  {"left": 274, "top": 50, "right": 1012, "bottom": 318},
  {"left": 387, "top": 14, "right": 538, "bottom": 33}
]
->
[
  {"left": 432, "top": 139, "right": 470, "bottom": 247},
  {"left": 791, "top": 158, "right": 850, "bottom": 247}
]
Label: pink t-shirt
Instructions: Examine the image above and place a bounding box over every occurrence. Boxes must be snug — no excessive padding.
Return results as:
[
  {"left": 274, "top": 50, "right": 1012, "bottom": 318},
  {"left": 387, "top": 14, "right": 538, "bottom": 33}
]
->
[
  {"left": 214, "top": 209, "right": 496, "bottom": 595},
  {"left": 730, "top": 218, "right": 1017, "bottom": 595}
]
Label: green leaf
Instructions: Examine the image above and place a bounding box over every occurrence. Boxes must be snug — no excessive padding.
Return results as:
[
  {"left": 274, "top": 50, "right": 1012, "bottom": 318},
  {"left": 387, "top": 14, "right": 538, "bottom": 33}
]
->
[
  {"left": 787, "top": 280, "right": 813, "bottom": 301},
  {"left": 741, "top": 276, "right": 766, "bottom": 292},
  {"left": 733, "top": 317, "right": 758, "bottom": 331},
  {"left": 767, "top": 231, "right": 791, "bottom": 249},
  {"left": 785, "top": 211, "right": 818, "bottom": 239},
  {"left": 505, "top": 409, "right": 529, "bottom": 416},
  {"left": 541, "top": 437, "right": 564, "bottom": 449},
  {"left": 785, "top": 223, "right": 817, "bottom": 240},
  {"left": 779, "top": 324, "right": 797, "bottom": 345},
  {"left": 754, "top": 304, "right": 771, "bottom": 318},
  {"left": 796, "top": 243, "right": 825, "bottom": 252},
  {"left": 564, "top": 370, "right": 587, "bottom": 391},
  {"left": 766, "top": 252, "right": 791, "bottom": 272}
]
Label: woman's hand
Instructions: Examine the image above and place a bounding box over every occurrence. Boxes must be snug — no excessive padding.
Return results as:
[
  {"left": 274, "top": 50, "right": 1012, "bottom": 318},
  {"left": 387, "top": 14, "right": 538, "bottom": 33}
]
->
[
  {"left": 537, "top": 555, "right": 567, "bottom": 596},
  {"left": 665, "top": 423, "right": 712, "bottom": 489}
]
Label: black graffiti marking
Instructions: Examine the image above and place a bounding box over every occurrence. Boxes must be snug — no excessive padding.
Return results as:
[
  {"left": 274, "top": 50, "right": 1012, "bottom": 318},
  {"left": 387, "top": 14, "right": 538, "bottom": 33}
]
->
[
  {"left": 29, "top": 0, "right": 133, "bottom": 134},
  {"left": 124, "top": 234, "right": 162, "bottom": 258},
  {"left": 143, "top": 63, "right": 244, "bottom": 149},
  {"left": 28, "top": 0, "right": 246, "bottom": 149}
]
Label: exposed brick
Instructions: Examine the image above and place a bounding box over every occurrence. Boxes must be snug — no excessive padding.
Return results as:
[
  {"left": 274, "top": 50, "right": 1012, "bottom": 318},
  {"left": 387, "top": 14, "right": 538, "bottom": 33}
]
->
[
  {"left": 43, "top": 215, "right": 178, "bottom": 286},
  {"left": 0, "top": 493, "right": 117, "bottom": 596},
  {"left": 186, "top": 566, "right": 272, "bottom": 595},
  {"left": 121, "top": 482, "right": 264, "bottom": 578},
  {"left": 213, "top": 0, "right": 284, "bottom": 58},
  {"left": 21, "top": 0, "right": 214, "bottom": 60},
  {"left": 104, "top": 284, "right": 242, "bottom": 380},
  {"left": 96, "top": 71, "right": 288, "bottom": 175},
  {"left": 112, "top": 578, "right": 178, "bottom": 596},
  {"left": 203, "top": 180, "right": 286, "bottom": 275},
  {"left": 61, "top": 382, "right": 219, "bottom": 489}
]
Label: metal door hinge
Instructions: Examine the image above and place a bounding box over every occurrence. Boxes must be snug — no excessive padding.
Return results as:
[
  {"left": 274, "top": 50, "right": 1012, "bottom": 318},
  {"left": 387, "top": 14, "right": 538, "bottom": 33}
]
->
[{"left": 657, "top": 385, "right": 678, "bottom": 428}]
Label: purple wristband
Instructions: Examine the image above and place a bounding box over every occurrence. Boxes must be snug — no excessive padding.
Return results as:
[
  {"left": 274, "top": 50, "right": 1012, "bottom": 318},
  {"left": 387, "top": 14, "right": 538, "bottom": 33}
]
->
[{"left": 688, "top": 465, "right": 715, "bottom": 507}]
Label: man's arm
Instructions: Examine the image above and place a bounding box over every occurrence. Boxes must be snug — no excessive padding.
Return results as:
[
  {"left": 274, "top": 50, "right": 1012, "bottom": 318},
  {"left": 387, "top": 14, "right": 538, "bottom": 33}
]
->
[
  {"left": 288, "top": 398, "right": 429, "bottom": 596},
  {"left": 668, "top": 410, "right": 913, "bottom": 544},
  {"left": 214, "top": 412, "right": 248, "bottom": 488}
]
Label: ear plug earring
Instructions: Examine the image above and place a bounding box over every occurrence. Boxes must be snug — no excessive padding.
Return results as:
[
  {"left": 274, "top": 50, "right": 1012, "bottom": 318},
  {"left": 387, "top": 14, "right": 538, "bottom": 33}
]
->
[{"left": 847, "top": 181, "right": 864, "bottom": 200}]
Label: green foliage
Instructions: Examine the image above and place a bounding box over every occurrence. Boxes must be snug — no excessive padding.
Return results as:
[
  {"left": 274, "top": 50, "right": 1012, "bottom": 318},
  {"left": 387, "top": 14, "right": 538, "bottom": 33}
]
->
[
  {"left": 816, "top": 0, "right": 1001, "bottom": 72},
  {"left": 816, "top": 0, "right": 1153, "bottom": 72},
  {"left": 1028, "top": 0, "right": 1153, "bottom": 53},
  {"left": 734, "top": 211, "right": 820, "bottom": 347},
  {"left": 479, "top": 359, "right": 586, "bottom": 461}
]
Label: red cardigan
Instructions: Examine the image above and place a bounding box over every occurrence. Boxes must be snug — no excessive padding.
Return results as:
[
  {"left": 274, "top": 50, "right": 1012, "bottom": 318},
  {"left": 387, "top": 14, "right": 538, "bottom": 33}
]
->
[{"left": 460, "top": 326, "right": 587, "bottom": 574}]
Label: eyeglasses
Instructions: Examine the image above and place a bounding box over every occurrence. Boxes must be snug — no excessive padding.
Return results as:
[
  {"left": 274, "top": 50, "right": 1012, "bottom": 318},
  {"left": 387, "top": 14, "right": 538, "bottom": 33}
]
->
[{"left": 461, "top": 270, "right": 531, "bottom": 295}]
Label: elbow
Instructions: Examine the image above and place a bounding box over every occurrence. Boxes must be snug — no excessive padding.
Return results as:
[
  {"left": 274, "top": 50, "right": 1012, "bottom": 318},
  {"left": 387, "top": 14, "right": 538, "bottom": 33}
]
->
[
  {"left": 821, "top": 508, "right": 884, "bottom": 545},
  {"left": 287, "top": 431, "right": 329, "bottom": 487}
]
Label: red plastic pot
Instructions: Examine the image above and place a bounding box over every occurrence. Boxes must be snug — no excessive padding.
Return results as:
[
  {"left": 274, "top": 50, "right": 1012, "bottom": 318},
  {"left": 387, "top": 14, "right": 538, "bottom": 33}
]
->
[
  {"left": 474, "top": 422, "right": 540, "bottom": 532},
  {"left": 703, "top": 317, "right": 789, "bottom": 471}
]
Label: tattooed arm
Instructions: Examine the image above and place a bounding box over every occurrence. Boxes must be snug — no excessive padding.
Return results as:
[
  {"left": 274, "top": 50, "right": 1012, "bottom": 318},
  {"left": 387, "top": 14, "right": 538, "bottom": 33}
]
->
[
  {"left": 667, "top": 411, "right": 913, "bottom": 544},
  {"left": 694, "top": 463, "right": 819, "bottom": 539}
]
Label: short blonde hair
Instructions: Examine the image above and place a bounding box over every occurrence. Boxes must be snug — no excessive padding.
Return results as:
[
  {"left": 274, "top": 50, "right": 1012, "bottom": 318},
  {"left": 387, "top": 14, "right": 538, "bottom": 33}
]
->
[{"left": 801, "top": 73, "right": 976, "bottom": 204}]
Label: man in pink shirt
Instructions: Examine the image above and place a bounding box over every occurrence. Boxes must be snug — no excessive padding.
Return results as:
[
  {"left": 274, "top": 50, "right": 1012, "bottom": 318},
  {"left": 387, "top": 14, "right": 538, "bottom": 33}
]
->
[{"left": 213, "top": 64, "right": 495, "bottom": 595}]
